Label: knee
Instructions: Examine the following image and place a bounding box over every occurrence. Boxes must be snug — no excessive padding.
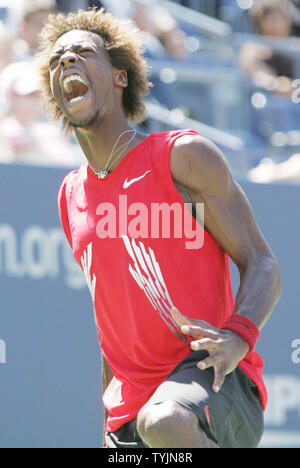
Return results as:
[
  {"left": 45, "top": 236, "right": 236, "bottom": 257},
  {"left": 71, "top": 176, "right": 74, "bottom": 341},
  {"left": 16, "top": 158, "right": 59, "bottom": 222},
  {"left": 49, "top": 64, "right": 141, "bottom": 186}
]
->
[{"left": 137, "top": 400, "right": 198, "bottom": 443}]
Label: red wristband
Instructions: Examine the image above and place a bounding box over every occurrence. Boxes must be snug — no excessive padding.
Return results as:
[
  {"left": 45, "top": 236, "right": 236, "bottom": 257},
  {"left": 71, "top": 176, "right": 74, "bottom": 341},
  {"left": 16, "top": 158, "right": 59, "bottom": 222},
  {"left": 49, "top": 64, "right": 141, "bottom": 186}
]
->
[{"left": 222, "top": 314, "right": 260, "bottom": 352}]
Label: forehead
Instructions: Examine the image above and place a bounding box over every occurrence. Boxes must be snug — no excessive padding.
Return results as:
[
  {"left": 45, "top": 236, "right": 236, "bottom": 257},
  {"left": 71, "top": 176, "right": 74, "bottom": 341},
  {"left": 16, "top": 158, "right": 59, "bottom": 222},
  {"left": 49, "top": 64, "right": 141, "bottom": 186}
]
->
[{"left": 53, "top": 30, "right": 104, "bottom": 52}]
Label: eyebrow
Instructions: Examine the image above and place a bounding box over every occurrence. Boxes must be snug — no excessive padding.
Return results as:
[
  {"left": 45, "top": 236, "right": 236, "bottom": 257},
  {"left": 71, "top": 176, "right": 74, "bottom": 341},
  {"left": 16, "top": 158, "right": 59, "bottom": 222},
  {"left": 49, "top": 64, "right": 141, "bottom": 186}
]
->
[{"left": 52, "top": 43, "right": 95, "bottom": 55}]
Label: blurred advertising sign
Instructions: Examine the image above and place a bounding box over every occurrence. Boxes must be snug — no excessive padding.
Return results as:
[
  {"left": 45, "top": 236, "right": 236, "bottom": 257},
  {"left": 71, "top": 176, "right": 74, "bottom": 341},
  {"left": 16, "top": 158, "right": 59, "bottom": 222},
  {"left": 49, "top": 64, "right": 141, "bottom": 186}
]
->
[
  {"left": 231, "top": 182, "right": 300, "bottom": 448},
  {"left": 0, "top": 164, "right": 101, "bottom": 448}
]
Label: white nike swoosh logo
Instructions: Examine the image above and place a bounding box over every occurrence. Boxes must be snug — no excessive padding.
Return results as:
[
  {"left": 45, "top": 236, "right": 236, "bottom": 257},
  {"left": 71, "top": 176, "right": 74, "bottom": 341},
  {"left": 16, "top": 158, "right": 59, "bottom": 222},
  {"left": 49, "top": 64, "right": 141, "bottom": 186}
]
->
[{"left": 123, "top": 170, "right": 151, "bottom": 189}]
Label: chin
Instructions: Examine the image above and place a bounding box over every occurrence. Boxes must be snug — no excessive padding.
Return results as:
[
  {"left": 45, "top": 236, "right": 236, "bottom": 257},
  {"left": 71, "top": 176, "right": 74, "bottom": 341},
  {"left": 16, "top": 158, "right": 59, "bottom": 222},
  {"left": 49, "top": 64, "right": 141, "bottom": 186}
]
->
[{"left": 69, "top": 110, "right": 100, "bottom": 129}]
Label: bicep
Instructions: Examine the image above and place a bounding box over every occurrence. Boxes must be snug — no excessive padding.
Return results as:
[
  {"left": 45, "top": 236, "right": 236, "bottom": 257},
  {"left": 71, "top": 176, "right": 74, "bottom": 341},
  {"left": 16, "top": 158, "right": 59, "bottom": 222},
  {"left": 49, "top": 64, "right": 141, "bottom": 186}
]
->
[
  {"left": 192, "top": 179, "right": 270, "bottom": 271},
  {"left": 171, "top": 135, "right": 273, "bottom": 271}
]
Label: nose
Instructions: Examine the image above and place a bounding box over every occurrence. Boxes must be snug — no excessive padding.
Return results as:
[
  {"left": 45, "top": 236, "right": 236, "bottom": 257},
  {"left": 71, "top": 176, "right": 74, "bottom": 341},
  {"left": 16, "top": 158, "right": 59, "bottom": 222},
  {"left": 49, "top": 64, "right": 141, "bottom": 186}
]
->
[{"left": 59, "top": 52, "right": 78, "bottom": 68}]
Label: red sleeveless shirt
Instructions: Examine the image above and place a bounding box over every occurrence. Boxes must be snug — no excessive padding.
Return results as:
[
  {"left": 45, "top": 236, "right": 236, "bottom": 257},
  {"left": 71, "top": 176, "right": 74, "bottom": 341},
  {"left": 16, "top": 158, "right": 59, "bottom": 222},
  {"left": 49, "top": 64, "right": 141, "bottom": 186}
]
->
[{"left": 58, "top": 129, "right": 267, "bottom": 432}]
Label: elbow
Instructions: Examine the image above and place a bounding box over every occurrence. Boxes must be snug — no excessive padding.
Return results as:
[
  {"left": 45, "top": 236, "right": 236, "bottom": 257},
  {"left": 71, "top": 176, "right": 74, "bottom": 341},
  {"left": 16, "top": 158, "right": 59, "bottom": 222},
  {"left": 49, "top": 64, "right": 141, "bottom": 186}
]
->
[
  {"left": 241, "top": 251, "right": 283, "bottom": 303},
  {"left": 262, "top": 254, "right": 283, "bottom": 303},
  {"left": 273, "top": 258, "right": 283, "bottom": 303}
]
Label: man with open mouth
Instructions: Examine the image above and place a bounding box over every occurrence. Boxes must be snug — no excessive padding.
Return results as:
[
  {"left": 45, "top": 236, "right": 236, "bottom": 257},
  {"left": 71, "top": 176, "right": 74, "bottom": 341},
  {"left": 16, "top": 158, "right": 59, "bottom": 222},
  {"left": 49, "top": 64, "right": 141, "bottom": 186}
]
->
[{"left": 36, "top": 8, "right": 282, "bottom": 448}]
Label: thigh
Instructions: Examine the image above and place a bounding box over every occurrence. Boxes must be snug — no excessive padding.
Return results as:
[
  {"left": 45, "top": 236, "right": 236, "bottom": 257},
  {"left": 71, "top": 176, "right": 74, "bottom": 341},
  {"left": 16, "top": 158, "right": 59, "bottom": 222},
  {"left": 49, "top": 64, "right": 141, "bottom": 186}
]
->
[{"left": 140, "top": 351, "right": 264, "bottom": 448}]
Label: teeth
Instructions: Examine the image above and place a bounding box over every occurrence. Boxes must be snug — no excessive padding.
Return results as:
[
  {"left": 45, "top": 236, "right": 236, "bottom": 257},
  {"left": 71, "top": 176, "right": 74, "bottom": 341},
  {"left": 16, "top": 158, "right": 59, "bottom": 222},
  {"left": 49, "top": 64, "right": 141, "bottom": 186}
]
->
[
  {"left": 69, "top": 95, "right": 85, "bottom": 104},
  {"left": 63, "top": 74, "right": 88, "bottom": 92}
]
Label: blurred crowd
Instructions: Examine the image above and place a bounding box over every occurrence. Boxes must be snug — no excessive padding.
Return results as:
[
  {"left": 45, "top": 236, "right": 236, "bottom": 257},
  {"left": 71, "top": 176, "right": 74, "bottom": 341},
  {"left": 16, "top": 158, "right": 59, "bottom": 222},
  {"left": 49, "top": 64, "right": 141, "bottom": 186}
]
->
[
  {"left": 0, "top": 0, "right": 83, "bottom": 167},
  {"left": 0, "top": 0, "right": 299, "bottom": 183}
]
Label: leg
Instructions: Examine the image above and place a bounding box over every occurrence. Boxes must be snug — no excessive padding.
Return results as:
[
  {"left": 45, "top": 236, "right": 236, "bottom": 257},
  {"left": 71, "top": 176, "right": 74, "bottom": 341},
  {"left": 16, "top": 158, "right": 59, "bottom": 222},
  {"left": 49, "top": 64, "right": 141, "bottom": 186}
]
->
[
  {"left": 137, "top": 400, "right": 219, "bottom": 448},
  {"left": 136, "top": 351, "right": 264, "bottom": 449}
]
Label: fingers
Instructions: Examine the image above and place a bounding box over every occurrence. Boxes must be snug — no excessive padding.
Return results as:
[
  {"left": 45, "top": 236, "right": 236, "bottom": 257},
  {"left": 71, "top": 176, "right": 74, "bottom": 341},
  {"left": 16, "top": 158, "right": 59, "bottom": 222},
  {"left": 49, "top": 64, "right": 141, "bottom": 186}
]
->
[
  {"left": 195, "top": 349, "right": 227, "bottom": 394},
  {"left": 191, "top": 338, "right": 212, "bottom": 351},
  {"left": 197, "top": 353, "right": 220, "bottom": 370},
  {"left": 183, "top": 325, "right": 218, "bottom": 340},
  {"left": 212, "top": 368, "right": 226, "bottom": 394},
  {"left": 171, "top": 306, "right": 230, "bottom": 394},
  {"left": 170, "top": 307, "right": 218, "bottom": 340},
  {"left": 196, "top": 355, "right": 226, "bottom": 393},
  {"left": 170, "top": 306, "right": 195, "bottom": 328}
]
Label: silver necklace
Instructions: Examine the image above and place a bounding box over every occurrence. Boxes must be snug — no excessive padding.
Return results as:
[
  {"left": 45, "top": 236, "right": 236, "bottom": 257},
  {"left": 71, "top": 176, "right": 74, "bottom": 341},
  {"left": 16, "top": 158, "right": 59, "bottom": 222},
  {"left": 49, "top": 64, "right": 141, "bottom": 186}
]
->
[{"left": 90, "top": 129, "right": 137, "bottom": 180}]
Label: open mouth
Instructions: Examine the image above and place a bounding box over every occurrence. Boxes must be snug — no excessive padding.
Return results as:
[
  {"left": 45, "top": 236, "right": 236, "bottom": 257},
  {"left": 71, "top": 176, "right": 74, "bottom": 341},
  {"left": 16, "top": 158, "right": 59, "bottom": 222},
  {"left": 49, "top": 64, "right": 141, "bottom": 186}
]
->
[{"left": 62, "top": 74, "right": 90, "bottom": 105}]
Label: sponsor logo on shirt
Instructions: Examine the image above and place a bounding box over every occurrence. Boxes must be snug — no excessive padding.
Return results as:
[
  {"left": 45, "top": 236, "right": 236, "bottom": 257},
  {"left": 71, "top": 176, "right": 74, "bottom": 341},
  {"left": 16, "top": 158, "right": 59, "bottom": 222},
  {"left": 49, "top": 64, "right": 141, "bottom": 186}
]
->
[{"left": 123, "top": 170, "right": 151, "bottom": 189}]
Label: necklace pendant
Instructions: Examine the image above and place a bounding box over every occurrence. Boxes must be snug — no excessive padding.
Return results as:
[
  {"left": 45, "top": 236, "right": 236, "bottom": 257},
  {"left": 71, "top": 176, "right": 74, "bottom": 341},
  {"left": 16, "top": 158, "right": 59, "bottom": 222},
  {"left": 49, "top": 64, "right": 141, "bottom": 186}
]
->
[{"left": 98, "top": 170, "right": 108, "bottom": 179}]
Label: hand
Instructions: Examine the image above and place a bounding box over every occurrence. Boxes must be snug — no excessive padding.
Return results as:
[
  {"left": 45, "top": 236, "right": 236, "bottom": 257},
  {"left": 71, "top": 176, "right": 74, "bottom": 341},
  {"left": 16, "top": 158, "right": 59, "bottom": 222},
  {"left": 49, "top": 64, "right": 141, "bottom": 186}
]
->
[{"left": 170, "top": 307, "right": 250, "bottom": 394}]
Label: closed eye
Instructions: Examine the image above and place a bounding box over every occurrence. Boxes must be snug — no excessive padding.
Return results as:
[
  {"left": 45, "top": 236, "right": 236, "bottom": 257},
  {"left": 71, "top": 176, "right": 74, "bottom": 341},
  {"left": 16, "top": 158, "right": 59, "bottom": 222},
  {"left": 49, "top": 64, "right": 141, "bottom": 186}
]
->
[
  {"left": 49, "top": 55, "right": 59, "bottom": 69},
  {"left": 48, "top": 47, "right": 95, "bottom": 69},
  {"left": 80, "top": 48, "right": 95, "bottom": 55}
]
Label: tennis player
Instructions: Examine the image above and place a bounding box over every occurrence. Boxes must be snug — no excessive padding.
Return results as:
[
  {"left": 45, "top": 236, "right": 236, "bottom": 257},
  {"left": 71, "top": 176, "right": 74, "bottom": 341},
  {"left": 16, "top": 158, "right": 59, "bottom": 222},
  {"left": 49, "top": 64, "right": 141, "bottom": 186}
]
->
[{"left": 36, "top": 8, "right": 282, "bottom": 448}]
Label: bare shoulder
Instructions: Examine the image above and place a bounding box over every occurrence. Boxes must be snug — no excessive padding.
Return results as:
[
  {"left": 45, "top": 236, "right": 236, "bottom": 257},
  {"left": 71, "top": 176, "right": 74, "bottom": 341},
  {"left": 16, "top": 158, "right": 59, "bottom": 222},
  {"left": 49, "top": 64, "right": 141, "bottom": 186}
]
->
[{"left": 170, "top": 134, "right": 233, "bottom": 194}]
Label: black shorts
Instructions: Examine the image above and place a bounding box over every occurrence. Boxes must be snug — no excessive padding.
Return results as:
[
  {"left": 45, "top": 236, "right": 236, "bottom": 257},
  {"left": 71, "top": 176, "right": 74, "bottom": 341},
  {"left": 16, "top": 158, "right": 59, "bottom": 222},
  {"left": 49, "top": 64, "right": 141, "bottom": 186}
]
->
[{"left": 105, "top": 351, "right": 264, "bottom": 449}]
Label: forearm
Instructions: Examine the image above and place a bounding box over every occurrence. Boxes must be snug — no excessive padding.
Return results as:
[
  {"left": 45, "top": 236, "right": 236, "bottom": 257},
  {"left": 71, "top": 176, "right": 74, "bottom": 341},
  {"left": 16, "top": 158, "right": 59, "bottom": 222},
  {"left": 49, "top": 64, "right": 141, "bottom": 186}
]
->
[{"left": 234, "top": 254, "right": 282, "bottom": 330}]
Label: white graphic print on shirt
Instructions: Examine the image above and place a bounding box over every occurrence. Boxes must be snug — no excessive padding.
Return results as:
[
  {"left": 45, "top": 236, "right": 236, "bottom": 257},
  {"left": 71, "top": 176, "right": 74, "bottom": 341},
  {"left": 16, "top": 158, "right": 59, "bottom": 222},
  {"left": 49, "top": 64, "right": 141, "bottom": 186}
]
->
[
  {"left": 81, "top": 242, "right": 96, "bottom": 302},
  {"left": 122, "top": 235, "right": 189, "bottom": 345}
]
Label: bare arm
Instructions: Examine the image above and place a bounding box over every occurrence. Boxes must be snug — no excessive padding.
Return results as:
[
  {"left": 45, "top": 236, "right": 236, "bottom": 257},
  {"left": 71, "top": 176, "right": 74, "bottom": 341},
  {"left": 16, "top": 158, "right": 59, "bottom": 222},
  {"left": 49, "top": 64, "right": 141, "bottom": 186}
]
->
[
  {"left": 169, "top": 134, "right": 282, "bottom": 392},
  {"left": 171, "top": 134, "right": 282, "bottom": 328},
  {"left": 102, "top": 354, "right": 113, "bottom": 447}
]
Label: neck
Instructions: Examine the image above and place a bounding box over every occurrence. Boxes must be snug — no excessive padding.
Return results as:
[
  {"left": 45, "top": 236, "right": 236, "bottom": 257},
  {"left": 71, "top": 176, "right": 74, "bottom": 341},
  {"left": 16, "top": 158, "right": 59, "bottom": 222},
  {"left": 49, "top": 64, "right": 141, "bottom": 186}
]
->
[{"left": 74, "top": 114, "right": 143, "bottom": 172}]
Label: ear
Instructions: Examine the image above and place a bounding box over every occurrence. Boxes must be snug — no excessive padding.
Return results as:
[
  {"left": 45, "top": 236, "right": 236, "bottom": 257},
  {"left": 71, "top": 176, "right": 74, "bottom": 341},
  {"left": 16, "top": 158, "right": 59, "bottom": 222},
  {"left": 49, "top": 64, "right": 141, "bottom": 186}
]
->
[{"left": 113, "top": 69, "right": 128, "bottom": 89}]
